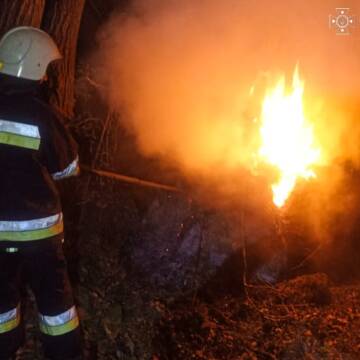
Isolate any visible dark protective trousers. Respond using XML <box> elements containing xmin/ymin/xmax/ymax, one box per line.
<box><xmin>0</xmin><ymin>238</ymin><xmax>81</xmax><ymax>359</ymax></box>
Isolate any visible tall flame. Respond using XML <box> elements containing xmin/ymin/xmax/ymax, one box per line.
<box><xmin>259</xmin><ymin>67</ymin><xmax>321</xmax><ymax>207</ymax></box>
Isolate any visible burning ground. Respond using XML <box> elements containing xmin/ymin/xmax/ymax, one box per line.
<box><xmin>16</xmin><ymin>180</ymin><xmax>360</xmax><ymax>359</ymax></box>
<box><xmin>155</xmin><ymin>275</ymin><xmax>360</xmax><ymax>359</ymax></box>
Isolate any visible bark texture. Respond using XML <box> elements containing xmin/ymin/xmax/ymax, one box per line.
<box><xmin>0</xmin><ymin>0</ymin><xmax>45</xmax><ymax>37</ymax></box>
<box><xmin>42</xmin><ymin>0</ymin><xmax>86</xmax><ymax>119</ymax></box>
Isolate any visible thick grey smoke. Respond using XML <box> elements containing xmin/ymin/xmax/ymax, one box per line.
<box><xmin>94</xmin><ymin>0</ymin><xmax>360</xmax><ymax>243</ymax></box>
<box><xmin>96</xmin><ymin>0</ymin><xmax>360</xmax><ymax>170</ymax></box>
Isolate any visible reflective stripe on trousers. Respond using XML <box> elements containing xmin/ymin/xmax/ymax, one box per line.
<box><xmin>0</xmin><ymin>239</ymin><xmax>82</xmax><ymax>358</ymax></box>
<box><xmin>0</xmin><ymin>305</ymin><xmax>80</xmax><ymax>336</ymax></box>
<box><xmin>39</xmin><ymin>306</ymin><xmax>79</xmax><ymax>336</ymax></box>
<box><xmin>0</xmin><ymin>305</ymin><xmax>20</xmax><ymax>334</ymax></box>
<box><xmin>0</xmin><ymin>213</ymin><xmax>63</xmax><ymax>241</ymax></box>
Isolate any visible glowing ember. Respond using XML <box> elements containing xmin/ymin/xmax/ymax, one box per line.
<box><xmin>259</xmin><ymin>67</ymin><xmax>320</xmax><ymax>207</ymax></box>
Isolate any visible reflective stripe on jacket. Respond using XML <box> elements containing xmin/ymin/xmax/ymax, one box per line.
<box><xmin>0</xmin><ymin>74</ymin><xmax>79</xmax><ymax>239</ymax></box>
<box><xmin>0</xmin><ymin>213</ymin><xmax>63</xmax><ymax>241</ymax></box>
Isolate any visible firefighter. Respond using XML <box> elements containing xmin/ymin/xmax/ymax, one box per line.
<box><xmin>0</xmin><ymin>27</ymin><xmax>81</xmax><ymax>359</ymax></box>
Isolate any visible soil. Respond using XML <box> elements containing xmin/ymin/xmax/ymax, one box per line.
<box><xmin>14</xmin><ymin>177</ymin><xmax>360</xmax><ymax>360</ymax></box>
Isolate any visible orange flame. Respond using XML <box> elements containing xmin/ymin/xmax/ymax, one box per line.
<box><xmin>259</xmin><ymin>67</ymin><xmax>321</xmax><ymax>207</ymax></box>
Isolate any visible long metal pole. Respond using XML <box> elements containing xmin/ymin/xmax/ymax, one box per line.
<box><xmin>80</xmin><ymin>164</ymin><xmax>181</xmax><ymax>193</ymax></box>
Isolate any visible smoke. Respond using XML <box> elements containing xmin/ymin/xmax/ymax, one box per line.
<box><xmin>96</xmin><ymin>0</ymin><xmax>360</xmax><ymax>168</ymax></box>
<box><xmin>94</xmin><ymin>0</ymin><xmax>360</xmax><ymax>253</ymax></box>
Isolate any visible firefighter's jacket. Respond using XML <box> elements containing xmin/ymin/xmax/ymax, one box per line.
<box><xmin>0</xmin><ymin>75</ymin><xmax>79</xmax><ymax>248</ymax></box>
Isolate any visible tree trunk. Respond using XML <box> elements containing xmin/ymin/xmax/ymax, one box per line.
<box><xmin>0</xmin><ymin>0</ymin><xmax>45</xmax><ymax>37</ymax></box>
<box><xmin>42</xmin><ymin>0</ymin><xmax>86</xmax><ymax>119</ymax></box>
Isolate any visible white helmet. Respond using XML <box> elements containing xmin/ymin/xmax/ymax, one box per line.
<box><xmin>0</xmin><ymin>26</ymin><xmax>61</xmax><ymax>81</ymax></box>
